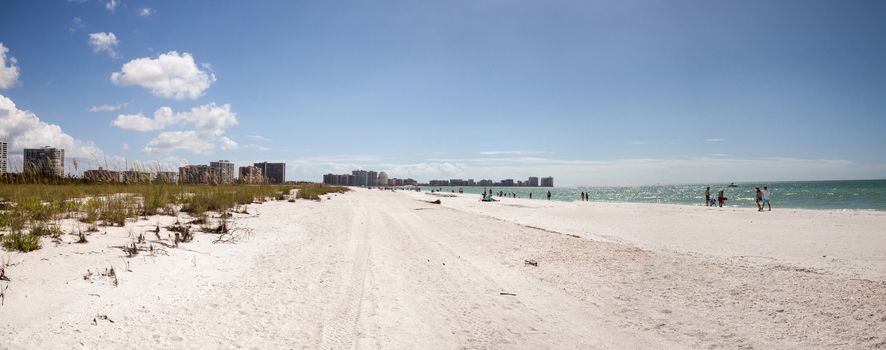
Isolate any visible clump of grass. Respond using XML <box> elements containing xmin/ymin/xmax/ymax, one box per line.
<box><xmin>2</xmin><ymin>233</ymin><xmax>41</xmax><ymax>252</ymax></box>
<box><xmin>295</xmin><ymin>184</ymin><xmax>349</xmax><ymax>201</ymax></box>
<box><xmin>30</xmin><ymin>224</ymin><xmax>64</xmax><ymax>237</ymax></box>
<box><xmin>100</xmin><ymin>195</ymin><xmax>131</xmax><ymax>226</ymax></box>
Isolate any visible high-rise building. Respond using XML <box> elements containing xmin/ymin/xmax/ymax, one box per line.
<box><xmin>239</xmin><ymin>166</ymin><xmax>264</xmax><ymax>184</ymax></box>
<box><xmin>210</xmin><ymin>160</ymin><xmax>236</xmax><ymax>184</ymax></box>
<box><xmin>254</xmin><ymin>162</ymin><xmax>286</xmax><ymax>184</ymax></box>
<box><xmin>377</xmin><ymin>171</ymin><xmax>389</xmax><ymax>186</ymax></box>
<box><xmin>501</xmin><ymin>179</ymin><xmax>515</xmax><ymax>186</ymax></box>
<box><xmin>368</xmin><ymin>171</ymin><xmax>378</xmax><ymax>186</ymax></box>
<box><xmin>528</xmin><ymin>177</ymin><xmax>539</xmax><ymax>187</ymax></box>
<box><xmin>179</xmin><ymin>165</ymin><xmax>219</xmax><ymax>184</ymax></box>
<box><xmin>24</xmin><ymin>146</ymin><xmax>65</xmax><ymax>177</ymax></box>
<box><xmin>123</xmin><ymin>170</ymin><xmax>152</xmax><ymax>183</ymax></box>
<box><xmin>0</xmin><ymin>141</ymin><xmax>7</xmax><ymax>174</ymax></box>
<box><xmin>351</xmin><ymin>170</ymin><xmax>368</xmax><ymax>186</ymax></box>
<box><xmin>155</xmin><ymin>171</ymin><xmax>178</xmax><ymax>183</ymax></box>
<box><xmin>84</xmin><ymin>167</ymin><xmax>122</xmax><ymax>182</ymax></box>
<box><xmin>540</xmin><ymin>177</ymin><xmax>554</xmax><ymax>187</ymax></box>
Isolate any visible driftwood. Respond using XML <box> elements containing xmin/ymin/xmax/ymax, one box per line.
<box><xmin>93</xmin><ymin>314</ymin><xmax>114</xmax><ymax>325</ymax></box>
<box><xmin>0</xmin><ymin>283</ymin><xmax>8</xmax><ymax>306</ymax></box>
<box><xmin>499</xmin><ymin>292</ymin><xmax>516</xmax><ymax>296</ymax></box>
<box><xmin>524</xmin><ymin>259</ymin><xmax>538</xmax><ymax>267</ymax></box>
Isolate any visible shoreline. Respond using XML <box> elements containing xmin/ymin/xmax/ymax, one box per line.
<box><xmin>405</xmin><ymin>189</ymin><xmax>886</xmax><ymax>280</ymax></box>
<box><xmin>422</xmin><ymin>189</ymin><xmax>886</xmax><ymax>213</ymax></box>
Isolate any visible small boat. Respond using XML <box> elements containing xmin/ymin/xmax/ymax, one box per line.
<box><xmin>728</xmin><ymin>182</ymin><xmax>739</xmax><ymax>187</ymax></box>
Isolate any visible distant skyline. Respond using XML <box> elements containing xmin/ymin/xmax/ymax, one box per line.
<box><xmin>1</xmin><ymin>1</ymin><xmax>885</xmax><ymax>186</ymax></box>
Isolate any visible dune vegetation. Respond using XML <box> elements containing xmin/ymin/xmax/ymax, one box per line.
<box><xmin>0</xmin><ymin>177</ymin><xmax>348</xmax><ymax>252</ymax></box>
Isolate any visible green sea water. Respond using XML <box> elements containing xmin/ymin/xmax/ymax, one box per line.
<box><xmin>418</xmin><ymin>179</ymin><xmax>886</xmax><ymax>210</ymax></box>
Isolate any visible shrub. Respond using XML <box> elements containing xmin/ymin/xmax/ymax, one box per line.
<box><xmin>30</xmin><ymin>224</ymin><xmax>64</xmax><ymax>237</ymax></box>
<box><xmin>2</xmin><ymin>233</ymin><xmax>42</xmax><ymax>252</ymax></box>
<box><xmin>82</xmin><ymin>197</ymin><xmax>102</xmax><ymax>224</ymax></box>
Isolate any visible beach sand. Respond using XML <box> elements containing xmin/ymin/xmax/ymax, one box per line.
<box><xmin>1</xmin><ymin>188</ymin><xmax>884</xmax><ymax>349</ymax></box>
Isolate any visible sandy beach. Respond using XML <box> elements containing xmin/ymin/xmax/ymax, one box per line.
<box><xmin>1</xmin><ymin>188</ymin><xmax>885</xmax><ymax>349</ymax></box>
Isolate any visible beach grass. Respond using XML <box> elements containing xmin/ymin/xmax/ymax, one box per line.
<box><xmin>295</xmin><ymin>184</ymin><xmax>350</xmax><ymax>200</ymax></box>
<box><xmin>0</xmin><ymin>180</ymin><xmax>296</xmax><ymax>252</ymax></box>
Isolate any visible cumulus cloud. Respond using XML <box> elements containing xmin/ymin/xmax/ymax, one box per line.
<box><xmin>110</xmin><ymin>51</ymin><xmax>216</xmax><ymax>99</ymax></box>
<box><xmin>0</xmin><ymin>94</ymin><xmax>106</xmax><ymax>171</ymax></box>
<box><xmin>139</xmin><ymin>8</ymin><xmax>153</xmax><ymax>17</ymax></box>
<box><xmin>143</xmin><ymin>130</ymin><xmax>213</xmax><ymax>154</ymax></box>
<box><xmin>111</xmin><ymin>112</ymin><xmax>167</xmax><ymax>131</ymax></box>
<box><xmin>88</xmin><ymin>102</ymin><xmax>127</xmax><ymax>112</ymax></box>
<box><xmin>105</xmin><ymin>0</ymin><xmax>118</xmax><ymax>12</ymax></box>
<box><xmin>219</xmin><ymin>136</ymin><xmax>239</xmax><ymax>150</ymax></box>
<box><xmin>0</xmin><ymin>43</ymin><xmax>21</xmax><ymax>89</ymax></box>
<box><xmin>89</xmin><ymin>32</ymin><xmax>119</xmax><ymax>58</ymax></box>
<box><xmin>111</xmin><ymin>103</ymin><xmax>238</xmax><ymax>154</ymax></box>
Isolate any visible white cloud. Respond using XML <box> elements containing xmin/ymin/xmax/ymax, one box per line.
<box><xmin>631</xmin><ymin>141</ymin><xmax>646</xmax><ymax>145</ymax></box>
<box><xmin>244</xmin><ymin>144</ymin><xmax>271</xmax><ymax>151</ymax></box>
<box><xmin>219</xmin><ymin>136</ymin><xmax>238</xmax><ymax>150</ymax></box>
<box><xmin>89</xmin><ymin>32</ymin><xmax>119</xmax><ymax>58</ymax></box>
<box><xmin>138</xmin><ymin>8</ymin><xmax>153</xmax><ymax>17</ymax></box>
<box><xmin>705</xmin><ymin>138</ymin><xmax>726</xmax><ymax>142</ymax></box>
<box><xmin>111</xmin><ymin>51</ymin><xmax>216</xmax><ymax>99</ymax></box>
<box><xmin>88</xmin><ymin>102</ymin><xmax>127</xmax><ymax>112</ymax></box>
<box><xmin>245</xmin><ymin>134</ymin><xmax>271</xmax><ymax>142</ymax></box>
<box><xmin>122</xmin><ymin>143</ymin><xmax>129</xmax><ymax>150</ymax></box>
<box><xmin>0</xmin><ymin>43</ymin><xmax>21</xmax><ymax>89</ymax></box>
<box><xmin>143</xmin><ymin>130</ymin><xmax>214</xmax><ymax>154</ymax></box>
<box><xmin>478</xmin><ymin>150</ymin><xmax>546</xmax><ymax>156</ymax></box>
<box><xmin>67</xmin><ymin>17</ymin><xmax>86</xmax><ymax>32</ymax></box>
<box><xmin>0</xmin><ymin>94</ymin><xmax>107</xmax><ymax>171</ymax></box>
<box><xmin>112</xmin><ymin>112</ymin><xmax>167</xmax><ymax>131</ymax></box>
<box><xmin>105</xmin><ymin>0</ymin><xmax>118</xmax><ymax>12</ymax></box>
<box><xmin>112</xmin><ymin>103</ymin><xmax>238</xmax><ymax>154</ymax></box>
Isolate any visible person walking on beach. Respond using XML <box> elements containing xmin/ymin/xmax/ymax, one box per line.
<box><xmin>763</xmin><ymin>186</ymin><xmax>772</xmax><ymax>211</ymax></box>
<box><xmin>755</xmin><ymin>187</ymin><xmax>764</xmax><ymax>211</ymax></box>
<box><xmin>547</xmin><ymin>191</ymin><xmax>551</xmax><ymax>200</ymax></box>
<box><xmin>704</xmin><ymin>187</ymin><xmax>711</xmax><ymax>207</ymax></box>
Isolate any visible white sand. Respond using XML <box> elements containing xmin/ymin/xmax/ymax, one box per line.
<box><xmin>405</xmin><ymin>191</ymin><xmax>886</xmax><ymax>280</ymax></box>
<box><xmin>1</xmin><ymin>188</ymin><xmax>884</xmax><ymax>349</ymax></box>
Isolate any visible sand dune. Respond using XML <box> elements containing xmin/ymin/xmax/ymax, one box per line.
<box><xmin>1</xmin><ymin>189</ymin><xmax>884</xmax><ymax>349</ymax></box>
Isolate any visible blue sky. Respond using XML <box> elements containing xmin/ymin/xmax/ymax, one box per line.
<box><xmin>1</xmin><ymin>0</ymin><xmax>885</xmax><ymax>185</ymax></box>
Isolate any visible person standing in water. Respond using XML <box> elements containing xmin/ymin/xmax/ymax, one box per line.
<box><xmin>717</xmin><ymin>189</ymin><xmax>726</xmax><ymax>207</ymax></box>
<box><xmin>547</xmin><ymin>191</ymin><xmax>552</xmax><ymax>200</ymax></box>
<box><xmin>704</xmin><ymin>187</ymin><xmax>711</xmax><ymax>207</ymax></box>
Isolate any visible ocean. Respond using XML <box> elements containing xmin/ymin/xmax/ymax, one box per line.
<box><xmin>417</xmin><ymin>179</ymin><xmax>886</xmax><ymax>211</ymax></box>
